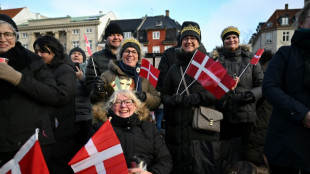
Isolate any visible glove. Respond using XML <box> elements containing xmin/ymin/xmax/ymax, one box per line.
<box><xmin>94</xmin><ymin>77</ymin><xmax>105</xmax><ymax>92</ymax></box>
<box><xmin>135</xmin><ymin>91</ymin><xmax>147</xmax><ymax>102</ymax></box>
<box><xmin>240</xmin><ymin>91</ymin><xmax>255</xmax><ymax>105</ymax></box>
<box><xmin>182</xmin><ymin>94</ymin><xmax>201</xmax><ymax>107</ymax></box>
<box><xmin>165</xmin><ymin>93</ymin><xmax>182</xmax><ymax>107</ymax></box>
<box><xmin>0</xmin><ymin>63</ymin><xmax>22</xmax><ymax>86</ymax></box>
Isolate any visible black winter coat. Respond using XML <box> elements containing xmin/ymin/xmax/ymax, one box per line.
<box><xmin>161</xmin><ymin>46</ymin><xmax>219</xmax><ymax>174</ymax></box>
<box><xmin>263</xmin><ymin>29</ymin><xmax>310</xmax><ymax>171</ymax></box>
<box><xmin>84</xmin><ymin>46</ymin><xmax>117</xmax><ymax>94</ymax></box>
<box><xmin>213</xmin><ymin>45</ymin><xmax>264</xmax><ymax>123</ymax></box>
<box><xmin>91</xmin><ymin>111</ymin><xmax>172</xmax><ymax>174</ymax></box>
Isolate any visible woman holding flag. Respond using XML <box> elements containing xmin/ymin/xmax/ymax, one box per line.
<box><xmin>90</xmin><ymin>38</ymin><xmax>160</xmax><ymax>111</ymax></box>
<box><xmin>160</xmin><ymin>21</ymin><xmax>219</xmax><ymax>173</ymax></box>
<box><xmin>211</xmin><ymin>26</ymin><xmax>263</xmax><ymax>159</ymax></box>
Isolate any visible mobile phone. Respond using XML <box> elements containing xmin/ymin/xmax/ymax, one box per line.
<box><xmin>74</xmin><ymin>63</ymin><xmax>80</xmax><ymax>72</ymax></box>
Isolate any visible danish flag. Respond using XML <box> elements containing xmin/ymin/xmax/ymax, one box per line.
<box><xmin>250</xmin><ymin>48</ymin><xmax>264</xmax><ymax>65</ymax></box>
<box><xmin>69</xmin><ymin>120</ymin><xmax>127</xmax><ymax>174</ymax></box>
<box><xmin>84</xmin><ymin>34</ymin><xmax>93</xmax><ymax>56</ymax></box>
<box><xmin>186</xmin><ymin>50</ymin><xmax>236</xmax><ymax>99</ymax></box>
<box><xmin>139</xmin><ymin>59</ymin><xmax>160</xmax><ymax>88</ymax></box>
<box><xmin>0</xmin><ymin>129</ymin><xmax>49</xmax><ymax>174</ymax></box>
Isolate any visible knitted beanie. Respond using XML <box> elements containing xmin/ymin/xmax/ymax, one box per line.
<box><xmin>104</xmin><ymin>23</ymin><xmax>123</xmax><ymax>39</ymax></box>
<box><xmin>180</xmin><ymin>21</ymin><xmax>201</xmax><ymax>43</ymax></box>
<box><xmin>119</xmin><ymin>38</ymin><xmax>142</xmax><ymax>61</ymax></box>
<box><xmin>221</xmin><ymin>26</ymin><xmax>240</xmax><ymax>41</ymax></box>
<box><xmin>69</xmin><ymin>47</ymin><xmax>86</xmax><ymax>62</ymax></box>
<box><xmin>0</xmin><ymin>14</ymin><xmax>18</xmax><ymax>32</ymax></box>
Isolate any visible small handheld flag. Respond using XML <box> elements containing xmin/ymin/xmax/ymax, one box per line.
<box><xmin>139</xmin><ymin>59</ymin><xmax>160</xmax><ymax>88</ymax></box>
<box><xmin>84</xmin><ymin>34</ymin><xmax>93</xmax><ymax>56</ymax></box>
<box><xmin>250</xmin><ymin>48</ymin><xmax>264</xmax><ymax>65</ymax></box>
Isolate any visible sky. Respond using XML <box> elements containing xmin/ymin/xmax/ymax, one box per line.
<box><xmin>0</xmin><ymin>0</ymin><xmax>305</xmax><ymax>51</ymax></box>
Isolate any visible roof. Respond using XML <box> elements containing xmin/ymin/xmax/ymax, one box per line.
<box><xmin>0</xmin><ymin>7</ymin><xmax>24</xmax><ymax>18</ymax></box>
<box><xmin>260</xmin><ymin>8</ymin><xmax>300</xmax><ymax>31</ymax></box>
<box><xmin>71</xmin><ymin>15</ymin><xmax>104</xmax><ymax>22</ymax></box>
<box><xmin>110</xmin><ymin>19</ymin><xmax>142</xmax><ymax>31</ymax></box>
<box><xmin>139</xmin><ymin>15</ymin><xmax>181</xmax><ymax>30</ymax></box>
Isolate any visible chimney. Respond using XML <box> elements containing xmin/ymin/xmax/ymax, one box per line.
<box><xmin>285</xmin><ymin>3</ymin><xmax>288</xmax><ymax>10</ymax></box>
<box><xmin>165</xmin><ymin>10</ymin><xmax>169</xmax><ymax>17</ymax></box>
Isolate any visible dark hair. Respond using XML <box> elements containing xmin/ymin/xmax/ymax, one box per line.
<box><xmin>33</xmin><ymin>35</ymin><xmax>66</xmax><ymax>67</ymax></box>
<box><xmin>298</xmin><ymin>3</ymin><xmax>310</xmax><ymax>26</ymax></box>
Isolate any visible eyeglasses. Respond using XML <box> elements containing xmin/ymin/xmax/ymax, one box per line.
<box><xmin>124</xmin><ymin>50</ymin><xmax>138</xmax><ymax>55</ymax></box>
<box><xmin>182</xmin><ymin>37</ymin><xmax>197</xmax><ymax>42</ymax></box>
<box><xmin>113</xmin><ymin>99</ymin><xmax>134</xmax><ymax>106</ymax></box>
<box><xmin>0</xmin><ymin>32</ymin><xmax>16</xmax><ymax>40</ymax></box>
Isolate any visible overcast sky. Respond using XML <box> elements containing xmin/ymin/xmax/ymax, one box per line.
<box><xmin>1</xmin><ymin>0</ymin><xmax>305</xmax><ymax>51</ymax></box>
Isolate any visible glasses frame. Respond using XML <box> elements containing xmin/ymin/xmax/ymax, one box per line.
<box><xmin>123</xmin><ymin>49</ymin><xmax>138</xmax><ymax>56</ymax></box>
<box><xmin>113</xmin><ymin>99</ymin><xmax>134</xmax><ymax>106</ymax></box>
<box><xmin>0</xmin><ymin>32</ymin><xmax>16</xmax><ymax>40</ymax></box>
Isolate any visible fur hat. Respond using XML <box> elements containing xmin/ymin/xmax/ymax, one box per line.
<box><xmin>221</xmin><ymin>26</ymin><xmax>240</xmax><ymax>41</ymax></box>
<box><xmin>180</xmin><ymin>21</ymin><xmax>201</xmax><ymax>43</ymax></box>
<box><xmin>104</xmin><ymin>23</ymin><xmax>123</xmax><ymax>39</ymax></box>
<box><xmin>0</xmin><ymin>14</ymin><xmax>18</xmax><ymax>32</ymax></box>
<box><xmin>119</xmin><ymin>38</ymin><xmax>142</xmax><ymax>61</ymax></box>
<box><xmin>69</xmin><ymin>47</ymin><xmax>86</xmax><ymax>62</ymax></box>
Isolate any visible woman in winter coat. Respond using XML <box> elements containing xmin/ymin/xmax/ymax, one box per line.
<box><xmin>90</xmin><ymin>38</ymin><xmax>160</xmax><ymax>111</ymax></box>
<box><xmin>161</xmin><ymin>21</ymin><xmax>219</xmax><ymax>174</ymax></box>
<box><xmin>0</xmin><ymin>14</ymin><xmax>64</xmax><ymax>167</ymax></box>
<box><xmin>263</xmin><ymin>3</ymin><xmax>310</xmax><ymax>173</ymax></box>
<box><xmin>212</xmin><ymin>26</ymin><xmax>263</xmax><ymax>158</ymax></box>
<box><xmin>91</xmin><ymin>90</ymin><xmax>172</xmax><ymax>174</ymax></box>
<box><xmin>34</xmin><ymin>35</ymin><xmax>76</xmax><ymax>174</ymax></box>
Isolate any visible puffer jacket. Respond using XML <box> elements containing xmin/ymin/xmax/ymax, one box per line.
<box><xmin>92</xmin><ymin>60</ymin><xmax>160</xmax><ymax>111</ymax></box>
<box><xmin>84</xmin><ymin>46</ymin><xmax>117</xmax><ymax>94</ymax></box>
<box><xmin>90</xmin><ymin>104</ymin><xmax>173</xmax><ymax>174</ymax></box>
<box><xmin>212</xmin><ymin>45</ymin><xmax>264</xmax><ymax>123</ymax></box>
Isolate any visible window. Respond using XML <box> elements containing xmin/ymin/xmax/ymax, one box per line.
<box><xmin>142</xmin><ymin>46</ymin><xmax>148</xmax><ymax>54</ymax></box>
<box><xmin>73</xmin><ymin>29</ymin><xmax>79</xmax><ymax>34</ymax></box>
<box><xmin>89</xmin><ymin>40</ymin><xmax>93</xmax><ymax>50</ymax></box>
<box><xmin>153</xmin><ymin>31</ymin><xmax>160</xmax><ymax>40</ymax></box>
<box><xmin>124</xmin><ymin>32</ymin><xmax>132</xmax><ymax>39</ymax></box>
<box><xmin>22</xmin><ymin>44</ymin><xmax>28</xmax><ymax>49</ymax></box>
<box><xmin>153</xmin><ymin>46</ymin><xmax>160</xmax><ymax>53</ymax></box>
<box><xmin>63</xmin><ymin>43</ymin><xmax>67</xmax><ymax>52</ymax></box>
<box><xmin>281</xmin><ymin>17</ymin><xmax>289</xmax><ymax>25</ymax></box>
<box><xmin>72</xmin><ymin>41</ymin><xmax>79</xmax><ymax>47</ymax></box>
<box><xmin>21</xmin><ymin>33</ymin><xmax>28</xmax><ymax>38</ymax></box>
<box><xmin>266</xmin><ymin>32</ymin><xmax>272</xmax><ymax>44</ymax></box>
<box><xmin>86</xmin><ymin>28</ymin><xmax>93</xmax><ymax>33</ymax></box>
<box><xmin>283</xmin><ymin>31</ymin><xmax>289</xmax><ymax>42</ymax></box>
<box><xmin>165</xmin><ymin>45</ymin><xmax>172</xmax><ymax>50</ymax></box>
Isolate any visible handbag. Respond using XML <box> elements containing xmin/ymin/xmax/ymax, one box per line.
<box><xmin>180</xmin><ymin>66</ymin><xmax>223</xmax><ymax>132</ymax></box>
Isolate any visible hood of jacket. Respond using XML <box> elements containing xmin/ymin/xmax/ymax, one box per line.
<box><xmin>211</xmin><ymin>44</ymin><xmax>251</xmax><ymax>59</ymax></box>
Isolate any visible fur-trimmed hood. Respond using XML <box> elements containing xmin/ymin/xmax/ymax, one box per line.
<box><xmin>211</xmin><ymin>44</ymin><xmax>251</xmax><ymax>59</ymax></box>
<box><xmin>92</xmin><ymin>102</ymin><xmax>150</xmax><ymax>123</ymax></box>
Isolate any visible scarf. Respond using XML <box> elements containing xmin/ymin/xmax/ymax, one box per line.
<box><xmin>108</xmin><ymin>109</ymin><xmax>140</xmax><ymax>129</ymax></box>
<box><xmin>118</xmin><ymin>61</ymin><xmax>142</xmax><ymax>92</ymax></box>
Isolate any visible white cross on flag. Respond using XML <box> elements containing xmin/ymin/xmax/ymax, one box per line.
<box><xmin>139</xmin><ymin>59</ymin><xmax>160</xmax><ymax>88</ymax></box>
<box><xmin>186</xmin><ymin>50</ymin><xmax>236</xmax><ymax>99</ymax></box>
<box><xmin>0</xmin><ymin>129</ymin><xmax>49</xmax><ymax>174</ymax></box>
<box><xmin>68</xmin><ymin>120</ymin><xmax>128</xmax><ymax>174</ymax></box>
<box><xmin>250</xmin><ymin>48</ymin><xmax>264</xmax><ymax>65</ymax></box>
<box><xmin>84</xmin><ymin>34</ymin><xmax>93</xmax><ymax>56</ymax></box>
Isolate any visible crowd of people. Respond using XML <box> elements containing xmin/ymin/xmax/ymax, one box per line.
<box><xmin>1</xmin><ymin>3</ymin><xmax>310</xmax><ymax>174</ymax></box>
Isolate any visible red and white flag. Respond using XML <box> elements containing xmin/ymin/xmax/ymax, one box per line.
<box><xmin>84</xmin><ymin>34</ymin><xmax>93</xmax><ymax>56</ymax></box>
<box><xmin>139</xmin><ymin>59</ymin><xmax>160</xmax><ymax>88</ymax></box>
<box><xmin>0</xmin><ymin>129</ymin><xmax>49</xmax><ymax>174</ymax></box>
<box><xmin>250</xmin><ymin>48</ymin><xmax>264</xmax><ymax>65</ymax></box>
<box><xmin>186</xmin><ymin>50</ymin><xmax>236</xmax><ymax>99</ymax></box>
<box><xmin>69</xmin><ymin>120</ymin><xmax>128</xmax><ymax>174</ymax></box>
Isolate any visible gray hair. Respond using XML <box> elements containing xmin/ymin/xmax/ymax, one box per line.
<box><xmin>0</xmin><ymin>20</ymin><xmax>19</xmax><ymax>41</ymax></box>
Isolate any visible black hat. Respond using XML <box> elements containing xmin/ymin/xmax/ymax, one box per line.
<box><xmin>120</xmin><ymin>38</ymin><xmax>142</xmax><ymax>61</ymax></box>
<box><xmin>104</xmin><ymin>23</ymin><xmax>123</xmax><ymax>39</ymax></box>
<box><xmin>180</xmin><ymin>21</ymin><xmax>201</xmax><ymax>43</ymax></box>
<box><xmin>69</xmin><ymin>47</ymin><xmax>86</xmax><ymax>62</ymax></box>
<box><xmin>0</xmin><ymin>14</ymin><xmax>18</xmax><ymax>32</ymax></box>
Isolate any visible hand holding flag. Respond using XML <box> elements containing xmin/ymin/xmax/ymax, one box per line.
<box><xmin>139</xmin><ymin>59</ymin><xmax>160</xmax><ymax>88</ymax></box>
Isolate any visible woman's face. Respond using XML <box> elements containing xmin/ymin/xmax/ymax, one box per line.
<box><xmin>181</xmin><ymin>35</ymin><xmax>199</xmax><ymax>52</ymax></box>
<box><xmin>122</xmin><ymin>47</ymin><xmax>139</xmax><ymax>67</ymax></box>
<box><xmin>34</xmin><ymin>44</ymin><xmax>54</xmax><ymax>64</ymax></box>
<box><xmin>300</xmin><ymin>11</ymin><xmax>310</xmax><ymax>29</ymax></box>
<box><xmin>71</xmin><ymin>51</ymin><xmax>83</xmax><ymax>64</ymax></box>
<box><xmin>112</xmin><ymin>94</ymin><xmax>136</xmax><ymax>118</ymax></box>
<box><xmin>224</xmin><ymin>34</ymin><xmax>239</xmax><ymax>51</ymax></box>
<box><xmin>0</xmin><ymin>24</ymin><xmax>16</xmax><ymax>53</ymax></box>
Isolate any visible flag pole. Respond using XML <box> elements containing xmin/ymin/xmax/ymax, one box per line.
<box><xmin>180</xmin><ymin>79</ymin><xmax>197</xmax><ymax>95</ymax></box>
<box><xmin>176</xmin><ymin>50</ymin><xmax>198</xmax><ymax>94</ymax></box>
<box><xmin>238</xmin><ymin>62</ymin><xmax>250</xmax><ymax>78</ymax></box>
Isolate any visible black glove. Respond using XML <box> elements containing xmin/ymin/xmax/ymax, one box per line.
<box><xmin>165</xmin><ymin>93</ymin><xmax>182</xmax><ymax>107</ymax></box>
<box><xmin>240</xmin><ymin>91</ymin><xmax>255</xmax><ymax>105</ymax></box>
<box><xmin>135</xmin><ymin>91</ymin><xmax>147</xmax><ymax>102</ymax></box>
<box><xmin>94</xmin><ymin>77</ymin><xmax>105</xmax><ymax>92</ymax></box>
<box><xmin>182</xmin><ymin>94</ymin><xmax>201</xmax><ymax>107</ymax></box>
